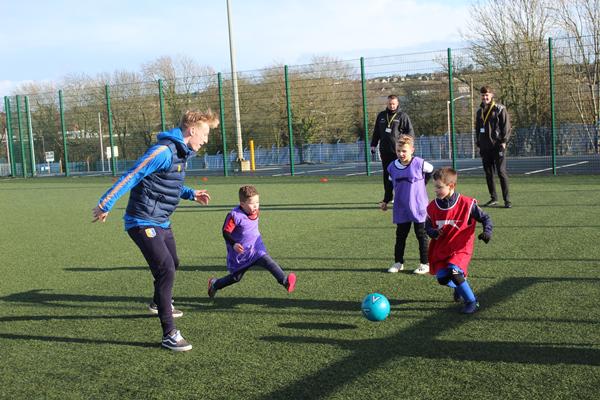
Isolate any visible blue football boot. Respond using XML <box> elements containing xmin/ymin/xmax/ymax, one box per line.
<box><xmin>460</xmin><ymin>301</ymin><xmax>480</xmax><ymax>314</ymax></box>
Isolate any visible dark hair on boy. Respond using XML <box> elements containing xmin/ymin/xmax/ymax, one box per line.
<box><xmin>387</xmin><ymin>94</ymin><xmax>399</xmax><ymax>100</ymax></box>
<box><xmin>239</xmin><ymin>185</ymin><xmax>259</xmax><ymax>202</ymax></box>
<box><xmin>479</xmin><ymin>86</ymin><xmax>494</xmax><ymax>95</ymax></box>
<box><xmin>432</xmin><ymin>167</ymin><xmax>458</xmax><ymax>185</ymax></box>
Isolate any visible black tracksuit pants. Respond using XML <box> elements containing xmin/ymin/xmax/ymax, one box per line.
<box><xmin>380</xmin><ymin>154</ymin><xmax>396</xmax><ymax>203</ymax></box>
<box><xmin>480</xmin><ymin>148</ymin><xmax>510</xmax><ymax>202</ymax></box>
<box><xmin>128</xmin><ymin>226</ymin><xmax>178</xmax><ymax>336</ymax></box>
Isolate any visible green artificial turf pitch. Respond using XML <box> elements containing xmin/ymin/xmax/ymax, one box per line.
<box><xmin>0</xmin><ymin>175</ymin><xmax>598</xmax><ymax>399</ymax></box>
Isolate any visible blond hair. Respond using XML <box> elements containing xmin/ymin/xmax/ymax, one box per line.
<box><xmin>239</xmin><ymin>185</ymin><xmax>259</xmax><ymax>202</ymax></box>
<box><xmin>397</xmin><ymin>134</ymin><xmax>414</xmax><ymax>148</ymax></box>
<box><xmin>180</xmin><ymin>109</ymin><xmax>220</xmax><ymax>130</ymax></box>
<box><xmin>432</xmin><ymin>167</ymin><xmax>458</xmax><ymax>185</ymax></box>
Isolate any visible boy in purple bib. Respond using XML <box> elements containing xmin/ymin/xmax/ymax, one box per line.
<box><xmin>208</xmin><ymin>185</ymin><xmax>296</xmax><ymax>297</ymax></box>
<box><xmin>381</xmin><ymin>135</ymin><xmax>433</xmax><ymax>275</ymax></box>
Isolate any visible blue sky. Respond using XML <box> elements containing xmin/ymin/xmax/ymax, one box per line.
<box><xmin>0</xmin><ymin>0</ymin><xmax>474</xmax><ymax>98</ymax></box>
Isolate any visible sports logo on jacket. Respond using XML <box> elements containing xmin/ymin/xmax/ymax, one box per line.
<box><xmin>145</xmin><ymin>228</ymin><xmax>157</xmax><ymax>238</ymax></box>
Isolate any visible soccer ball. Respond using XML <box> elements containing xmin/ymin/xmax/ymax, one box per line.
<box><xmin>361</xmin><ymin>293</ymin><xmax>391</xmax><ymax>321</ymax></box>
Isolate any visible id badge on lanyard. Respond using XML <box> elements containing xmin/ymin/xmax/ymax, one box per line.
<box><xmin>482</xmin><ymin>102</ymin><xmax>495</xmax><ymax>131</ymax></box>
<box><xmin>386</xmin><ymin>112</ymin><xmax>398</xmax><ymax>134</ymax></box>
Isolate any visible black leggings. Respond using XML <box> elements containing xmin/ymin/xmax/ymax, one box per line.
<box><xmin>214</xmin><ymin>254</ymin><xmax>287</xmax><ymax>290</ymax></box>
<box><xmin>395</xmin><ymin>222</ymin><xmax>429</xmax><ymax>264</ymax></box>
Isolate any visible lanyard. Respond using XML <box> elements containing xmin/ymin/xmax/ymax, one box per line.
<box><xmin>386</xmin><ymin>112</ymin><xmax>398</xmax><ymax>128</ymax></box>
<box><xmin>482</xmin><ymin>101</ymin><xmax>495</xmax><ymax>126</ymax></box>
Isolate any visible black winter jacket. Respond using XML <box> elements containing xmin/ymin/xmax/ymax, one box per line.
<box><xmin>370</xmin><ymin>108</ymin><xmax>414</xmax><ymax>158</ymax></box>
<box><xmin>475</xmin><ymin>102</ymin><xmax>511</xmax><ymax>152</ymax></box>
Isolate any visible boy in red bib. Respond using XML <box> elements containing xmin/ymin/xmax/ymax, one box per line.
<box><xmin>425</xmin><ymin>167</ymin><xmax>493</xmax><ymax>314</ymax></box>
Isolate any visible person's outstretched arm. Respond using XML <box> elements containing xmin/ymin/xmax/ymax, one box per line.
<box><xmin>180</xmin><ymin>186</ymin><xmax>211</xmax><ymax>205</ymax></box>
<box><xmin>92</xmin><ymin>145</ymin><xmax>171</xmax><ymax>222</ymax></box>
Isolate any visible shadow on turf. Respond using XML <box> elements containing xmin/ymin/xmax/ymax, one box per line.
<box><xmin>0</xmin><ymin>313</ymin><xmax>154</xmax><ymax>323</ymax></box>
<box><xmin>0</xmin><ymin>289</ymin><xmax>154</xmax><ymax>308</ymax></box>
<box><xmin>202</xmin><ymin>296</ymin><xmax>421</xmax><ymax>312</ymax></box>
<box><xmin>64</xmin><ymin>265</ymin><xmax>225</xmax><ymax>272</ymax></box>
<box><xmin>256</xmin><ymin>276</ymin><xmax>600</xmax><ymax>400</ymax></box>
<box><xmin>63</xmin><ymin>265</ymin><xmax>398</xmax><ymax>274</ymax></box>
<box><xmin>0</xmin><ymin>333</ymin><xmax>156</xmax><ymax>348</ymax></box>
<box><xmin>0</xmin><ymin>289</ymin><xmax>425</xmax><ymax>314</ymax></box>
<box><xmin>471</xmin><ymin>256</ymin><xmax>600</xmax><ymax>263</ymax></box>
<box><xmin>102</xmin><ymin>201</ymin><xmax>381</xmax><ymax>215</ymax></box>
<box><xmin>279</xmin><ymin>322</ymin><xmax>357</xmax><ymax>330</ymax></box>
<box><xmin>174</xmin><ymin>201</ymin><xmax>381</xmax><ymax>213</ymax></box>
<box><xmin>493</xmin><ymin>224</ymin><xmax>600</xmax><ymax>228</ymax></box>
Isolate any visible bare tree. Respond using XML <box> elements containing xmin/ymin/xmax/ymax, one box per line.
<box><xmin>141</xmin><ymin>55</ymin><xmax>216</xmax><ymax>127</ymax></box>
<box><xmin>462</xmin><ymin>0</ymin><xmax>553</xmax><ymax>130</ymax></box>
<box><xmin>549</xmin><ymin>0</ymin><xmax>600</xmax><ymax>153</ymax></box>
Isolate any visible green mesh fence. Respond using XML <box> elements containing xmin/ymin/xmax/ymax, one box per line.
<box><xmin>364</xmin><ymin>50</ymin><xmax>450</xmax><ymax>166</ymax></box>
<box><xmin>61</xmin><ymin>84</ymin><xmax>107</xmax><ymax>174</ymax></box>
<box><xmin>451</xmin><ymin>41</ymin><xmax>554</xmax><ymax>173</ymax></box>
<box><xmin>552</xmin><ymin>35</ymin><xmax>600</xmax><ymax>174</ymax></box>
<box><xmin>1</xmin><ymin>35</ymin><xmax>599</xmax><ymax>178</ymax></box>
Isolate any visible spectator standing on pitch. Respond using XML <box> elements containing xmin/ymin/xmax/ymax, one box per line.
<box><xmin>382</xmin><ymin>135</ymin><xmax>433</xmax><ymax>275</ymax></box>
<box><xmin>92</xmin><ymin>110</ymin><xmax>219</xmax><ymax>352</ymax></box>
<box><xmin>425</xmin><ymin>167</ymin><xmax>493</xmax><ymax>314</ymax></box>
<box><xmin>208</xmin><ymin>185</ymin><xmax>296</xmax><ymax>298</ymax></box>
<box><xmin>370</xmin><ymin>94</ymin><xmax>414</xmax><ymax>207</ymax></box>
<box><xmin>476</xmin><ymin>86</ymin><xmax>512</xmax><ymax>208</ymax></box>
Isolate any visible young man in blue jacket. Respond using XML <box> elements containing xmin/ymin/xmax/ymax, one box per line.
<box><xmin>92</xmin><ymin>110</ymin><xmax>219</xmax><ymax>352</ymax></box>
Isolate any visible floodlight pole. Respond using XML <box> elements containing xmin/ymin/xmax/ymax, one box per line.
<box><xmin>226</xmin><ymin>0</ymin><xmax>245</xmax><ymax>165</ymax></box>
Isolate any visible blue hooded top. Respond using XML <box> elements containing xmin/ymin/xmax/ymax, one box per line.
<box><xmin>96</xmin><ymin>128</ymin><xmax>196</xmax><ymax>230</ymax></box>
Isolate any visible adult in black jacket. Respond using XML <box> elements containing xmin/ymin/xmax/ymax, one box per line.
<box><xmin>370</xmin><ymin>94</ymin><xmax>414</xmax><ymax>206</ymax></box>
<box><xmin>476</xmin><ymin>86</ymin><xmax>511</xmax><ymax>208</ymax></box>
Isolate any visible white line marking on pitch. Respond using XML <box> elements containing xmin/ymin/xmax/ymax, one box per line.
<box><xmin>458</xmin><ymin>166</ymin><xmax>483</xmax><ymax>172</ymax></box>
<box><xmin>255</xmin><ymin>167</ymin><xmax>284</xmax><ymax>171</ymax></box>
<box><xmin>524</xmin><ymin>161</ymin><xmax>589</xmax><ymax>175</ymax></box>
<box><xmin>346</xmin><ymin>169</ymin><xmax>383</xmax><ymax>176</ymax></box>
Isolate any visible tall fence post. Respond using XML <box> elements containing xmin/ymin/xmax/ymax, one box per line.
<box><xmin>4</xmin><ymin>96</ymin><xmax>16</xmax><ymax>176</ymax></box>
<box><xmin>447</xmin><ymin>48</ymin><xmax>457</xmax><ymax>169</ymax></box>
<box><xmin>158</xmin><ymin>79</ymin><xmax>166</xmax><ymax>132</ymax></box>
<box><xmin>548</xmin><ymin>37</ymin><xmax>557</xmax><ymax>176</ymax></box>
<box><xmin>58</xmin><ymin>90</ymin><xmax>70</xmax><ymax>177</ymax></box>
<box><xmin>105</xmin><ymin>84</ymin><xmax>117</xmax><ymax>176</ymax></box>
<box><xmin>217</xmin><ymin>72</ymin><xmax>229</xmax><ymax>176</ymax></box>
<box><xmin>360</xmin><ymin>57</ymin><xmax>371</xmax><ymax>176</ymax></box>
<box><xmin>15</xmin><ymin>95</ymin><xmax>27</xmax><ymax>177</ymax></box>
<box><xmin>284</xmin><ymin>65</ymin><xmax>295</xmax><ymax>176</ymax></box>
<box><xmin>24</xmin><ymin>96</ymin><xmax>36</xmax><ymax>176</ymax></box>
